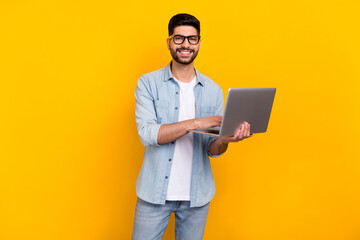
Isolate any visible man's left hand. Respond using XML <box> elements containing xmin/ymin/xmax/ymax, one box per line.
<box><xmin>219</xmin><ymin>121</ymin><xmax>252</xmax><ymax>143</ymax></box>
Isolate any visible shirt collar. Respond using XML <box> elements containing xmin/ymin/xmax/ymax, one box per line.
<box><xmin>164</xmin><ymin>61</ymin><xmax>204</xmax><ymax>86</ymax></box>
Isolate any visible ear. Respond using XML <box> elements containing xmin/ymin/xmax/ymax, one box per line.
<box><xmin>166</xmin><ymin>38</ymin><xmax>170</xmax><ymax>50</ymax></box>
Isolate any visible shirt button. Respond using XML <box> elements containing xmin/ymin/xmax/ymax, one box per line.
<box><xmin>176</xmin><ymin>92</ymin><xmax>179</xmax><ymax>94</ymax></box>
<box><xmin>169</xmin><ymin>158</ymin><xmax>172</xmax><ymax>161</ymax></box>
<box><xmin>165</xmin><ymin>176</ymin><xmax>168</xmax><ymax>179</ymax></box>
<box><xmin>175</xmin><ymin>107</ymin><xmax>178</xmax><ymax>110</ymax></box>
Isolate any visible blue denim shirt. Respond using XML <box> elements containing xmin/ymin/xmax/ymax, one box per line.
<box><xmin>135</xmin><ymin>63</ymin><xmax>224</xmax><ymax>207</ymax></box>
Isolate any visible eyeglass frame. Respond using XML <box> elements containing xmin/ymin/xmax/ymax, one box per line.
<box><xmin>168</xmin><ymin>34</ymin><xmax>201</xmax><ymax>45</ymax></box>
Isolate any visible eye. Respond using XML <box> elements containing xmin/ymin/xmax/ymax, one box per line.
<box><xmin>174</xmin><ymin>36</ymin><xmax>183</xmax><ymax>41</ymax></box>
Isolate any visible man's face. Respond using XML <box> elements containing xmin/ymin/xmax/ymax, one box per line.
<box><xmin>167</xmin><ymin>26</ymin><xmax>201</xmax><ymax>65</ymax></box>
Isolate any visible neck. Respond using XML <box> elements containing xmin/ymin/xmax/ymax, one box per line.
<box><xmin>171</xmin><ymin>61</ymin><xmax>196</xmax><ymax>83</ymax></box>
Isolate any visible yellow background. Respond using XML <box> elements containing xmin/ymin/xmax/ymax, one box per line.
<box><xmin>1</xmin><ymin>0</ymin><xmax>359</xmax><ymax>239</ymax></box>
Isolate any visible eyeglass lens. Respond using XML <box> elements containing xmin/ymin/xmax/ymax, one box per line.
<box><xmin>173</xmin><ymin>35</ymin><xmax>200</xmax><ymax>45</ymax></box>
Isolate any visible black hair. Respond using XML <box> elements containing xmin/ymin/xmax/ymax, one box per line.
<box><xmin>168</xmin><ymin>13</ymin><xmax>200</xmax><ymax>36</ymax></box>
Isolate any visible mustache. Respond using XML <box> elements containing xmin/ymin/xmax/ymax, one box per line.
<box><xmin>176</xmin><ymin>48</ymin><xmax>194</xmax><ymax>52</ymax></box>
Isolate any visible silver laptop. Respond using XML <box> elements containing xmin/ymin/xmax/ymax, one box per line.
<box><xmin>191</xmin><ymin>88</ymin><xmax>276</xmax><ymax>136</ymax></box>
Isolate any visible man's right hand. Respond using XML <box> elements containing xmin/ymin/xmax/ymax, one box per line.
<box><xmin>157</xmin><ymin>115</ymin><xmax>223</xmax><ymax>145</ymax></box>
<box><xmin>193</xmin><ymin>115</ymin><xmax>222</xmax><ymax>130</ymax></box>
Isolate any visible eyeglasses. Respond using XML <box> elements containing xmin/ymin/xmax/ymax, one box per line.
<box><xmin>168</xmin><ymin>35</ymin><xmax>201</xmax><ymax>45</ymax></box>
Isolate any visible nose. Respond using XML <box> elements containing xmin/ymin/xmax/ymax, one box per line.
<box><xmin>181</xmin><ymin>38</ymin><xmax>191</xmax><ymax>48</ymax></box>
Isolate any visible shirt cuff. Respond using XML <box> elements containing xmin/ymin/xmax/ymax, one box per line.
<box><xmin>150</xmin><ymin>123</ymin><xmax>162</xmax><ymax>147</ymax></box>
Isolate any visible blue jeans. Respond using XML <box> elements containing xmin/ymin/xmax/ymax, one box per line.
<box><xmin>132</xmin><ymin>198</ymin><xmax>210</xmax><ymax>240</ymax></box>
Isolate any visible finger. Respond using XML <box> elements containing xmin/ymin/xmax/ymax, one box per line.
<box><xmin>229</xmin><ymin>127</ymin><xmax>241</xmax><ymax>142</ymax></box>
<box><xmin>246</xmin><ymin>123</ymin><xmax>251</xmax><ymax>137</ymax></box>
<box><xmin>241</xmin><ymin>128</ymin><xmax>247</xmax><ymax>139</ymax></box>
<box><xmin>238</xmin><ymin>123</ymin><xmax>245</xmax><ymax>139</ymax></box>
<box><xmin>214</xmin><ymin>115</ymin><xmax>222</xmax><ymax>126</ymax></box>
<box><xmin>233</xmin><ymin>127</ymin><xmax>241</xmax><ymax>139</ymax></box>
<box><xmin>241</xmin><ymin>122</ymin><xmax>248</xmax><ymax>138</ymax></box>
<box><xmin>214</xmin><ymin>115</ymin><xmax>222</xmax><ymax>121</ymax></box>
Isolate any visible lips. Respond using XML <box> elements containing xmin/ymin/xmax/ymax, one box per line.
<box><xmin>177</xmin><ymin>49</ymin><xmax>193</xmax><ymax>56</ymax></box>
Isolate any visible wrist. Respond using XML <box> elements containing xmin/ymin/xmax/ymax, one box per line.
<box><xmin>187</xmin><ymin>119</ymin><xmax>199</xmax><ymax>131</ymax></box>
<box><xmin>216</xmin><ymin>137</ymin><xmax>229</xmax><ymax>146</ymax></box>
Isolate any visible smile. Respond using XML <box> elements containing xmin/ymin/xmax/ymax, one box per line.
<box><xmin>177</xmin><ymin>49</ymin><xmax>193</xmax><ymax>56</ymax></box>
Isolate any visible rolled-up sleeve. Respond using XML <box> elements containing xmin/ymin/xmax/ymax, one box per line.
<box><xmin>135</xmin><ymin>76</ymin><xmax>161</xmax><ymax>147</ymax></box>
<box><xmin>207</xmin><ymin>87</ymin><xmax>225</xmax><ymax>157</ymax></box>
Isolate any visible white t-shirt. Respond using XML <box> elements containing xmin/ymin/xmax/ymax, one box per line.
<box><xmin>166</xmin><ymin>76</ymin><xmax>197</xmax><ymax>201</ymax></box>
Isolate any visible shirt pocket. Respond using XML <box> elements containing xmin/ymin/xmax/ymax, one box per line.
<box><xmin>154</xmin><ymin>100</ymin><xmax>169</xmax><ymax>124</ymax></box>
<box><xmin>200</xmin><ymin>105</ymin><xmax>216</xmax><ymax>118</ymax></box>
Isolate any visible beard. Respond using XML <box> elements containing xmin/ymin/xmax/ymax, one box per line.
<box><xmin>170</xmin><ymin>47</ymin><xmax>199</xmax><ymax>65</ymax></box>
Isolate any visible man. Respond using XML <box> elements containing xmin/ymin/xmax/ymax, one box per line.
<box><xmin>132</xmin><ymin>13</ymin><xmax>251</xmax><ymax>240</ymax></box>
